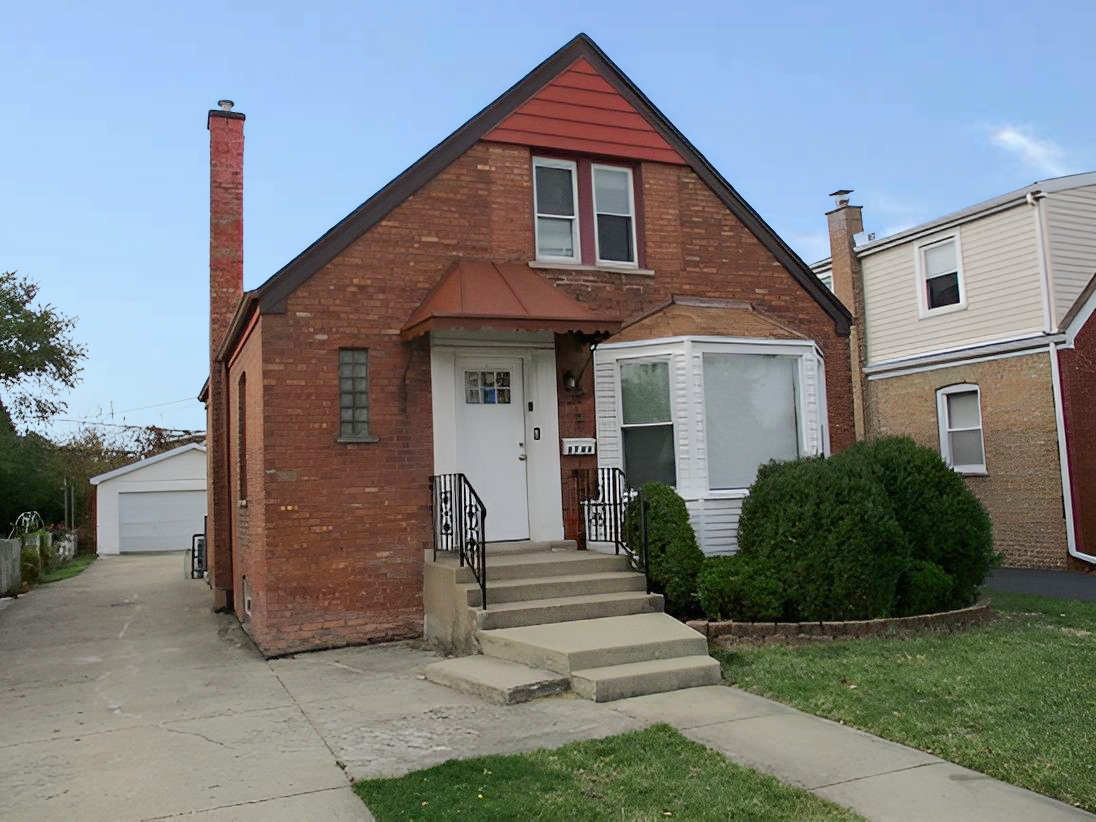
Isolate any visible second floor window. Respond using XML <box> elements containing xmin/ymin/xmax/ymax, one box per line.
<box><xmin>339</xmin><ymin>348</ymin><xmax>371</xmax><ymax>440</ymax></box>
<box><xmin>533</xmin><ymin>157</ymin><xmax>579</xmax><ymax>261</ymax></box>
<box><xmin>533</xmin><ymin>156</ymin><xmax>639</xmax><ymax>268</ymax></box>
<box><xmin>919</xmin><ymin>236</ymin><xmax>964</xmax><ymax>313</ymax></box>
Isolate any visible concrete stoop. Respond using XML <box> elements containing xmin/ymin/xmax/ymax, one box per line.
<box><xmin>424</xmin><ymin>544</ymin><xmax>722</xmax><ymax>703</ymax></box>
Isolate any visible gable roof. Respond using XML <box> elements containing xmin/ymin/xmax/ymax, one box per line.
<box><xmin>1061</xmin><ymin>271</ymin><xmax>1096</xmax><ymax>341</ymax></box>
<box><xmin>89</xmin><ymin>442</ymin><xmax>206</xmax><ymax>486</ymax></box>
<box><xmin>224</xmin><ymin>33</ymin><xmax>848</xmax><ymax>356</ymax></box>
<box><xmin>401</xmin><ymin>261</ymin><xmax>620</xmax><ymax>339</ymax></box>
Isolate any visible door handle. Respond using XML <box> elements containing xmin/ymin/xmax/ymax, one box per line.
<box><xmin>518</xmin><ymin>454</ymin><xmax>527</xmax><ymax>461</ymax></box>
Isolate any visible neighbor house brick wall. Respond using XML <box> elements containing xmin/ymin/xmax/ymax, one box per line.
<box><xmin>866</xmin><ymin>350</ymin><xmax>1067</xmax><ymax>568</ymax></box>
<box><xmin>240</xmin><ymin>140</ymin><xmax>853</xmax><ymax>655</ymax></box>
<box><xmin>227</xmin><ymin>319</ymin><xmax>266</xmax><ymax>633</ymax></box>
<box><xmin>1059</xmin><ymin>311</ymin><xmax>1096</xmax><ymax>568</ymax></box>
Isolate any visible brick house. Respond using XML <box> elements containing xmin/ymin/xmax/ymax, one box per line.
<box><xmin>200</xmin><ymin>34</ymin><xmax>853</xmax><ymax>657</ymax></box>
<box><xmin>817</xmin><ymin>179</ymin><xmax>1096</xmax><ymax>570</ymax></box>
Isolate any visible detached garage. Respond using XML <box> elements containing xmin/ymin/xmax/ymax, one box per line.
<box><xmin>90</xmin><ymin>443</ymin><xmax>207</xmax><ymax>555</ymax></box>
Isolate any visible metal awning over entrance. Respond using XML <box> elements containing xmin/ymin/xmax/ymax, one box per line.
<box><xmin>401</xmin><ymin>261</ymin><xmax>620</xmax><ymax>339</ymax></box>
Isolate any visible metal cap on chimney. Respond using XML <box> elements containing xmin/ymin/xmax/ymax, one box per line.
<box><xmin>218</xmin><ymin>99</ymin><xmax>235</xmax><ymax>111</ymax></box>
<box><xmin>829</xmin><ymin>189</ymin><xmax>853</xmax><ymax>208</ymax></box>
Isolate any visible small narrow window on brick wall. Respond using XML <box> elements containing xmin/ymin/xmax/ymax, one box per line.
<box><xmin>237</xmin><ymin>372</ymin><xmax>247</xmax><ymax>501</ymax></box>
<box><xmin>339</xmin><ymin>348</ymin><xmax>372</xmax><ymax>440</ymax></box>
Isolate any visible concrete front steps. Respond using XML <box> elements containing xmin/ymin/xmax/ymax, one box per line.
<box><xmin>424</xmin><ymin>543</ymin><xmax>720</xmax><ymax>703</ymax></box>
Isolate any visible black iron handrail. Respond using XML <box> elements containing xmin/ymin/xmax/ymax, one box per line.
<box><xmin>566</xmin><ymin>466</ymin><xmax>650</xmax><ymax>592</ymax></box>
<box><xmin>430</xmin><ymin>473</ymin><xmax>488</xmax><ymax>608</ymax></box>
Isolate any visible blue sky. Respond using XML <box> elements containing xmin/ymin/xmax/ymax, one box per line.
<box><xmin>4</xmin><ymin>0</ymin><xmax>1094</xmax><ymax>437</ymax></box>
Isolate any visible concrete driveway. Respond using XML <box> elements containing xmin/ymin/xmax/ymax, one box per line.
<box><xmin>0</xmin><ymin>555</ymin><xmax>641</xmax><ymax>821</ymax></box>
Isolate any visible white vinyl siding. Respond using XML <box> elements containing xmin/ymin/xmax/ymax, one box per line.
<box><xmin>1044</xmin><ymin>184</ymin><xmax>1096</xmax><ymax>324</ymax></box>
<box><xmin>594</xmin><ymin>337</ymin><xmax>826</xmax><ymax>556</ymax></box>
<box><xmin>861</xmin><ymin>204</ymin><xmax>1045</xmax><ymax>364</ymax></box>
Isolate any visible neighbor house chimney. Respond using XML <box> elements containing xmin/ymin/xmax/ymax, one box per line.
<box><xmin>209</xmin><ymin>99</ymin><xmax>245</xmax><ymax>355</ymax></box>
<box><xmin>826</xmin><ymin>190</ymin><xmax>869</xmax><ymax>440</ymax></box>
<box><xmin>206</xmin><ymin>99</ymin><xmax>245</xmax><ymax>613</ymax></box>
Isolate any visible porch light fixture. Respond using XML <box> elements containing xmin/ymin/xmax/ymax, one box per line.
<box><xmin>563</xmin><ymin>370</ymin><xmax>579</xmax><ymax>392</ymax></box>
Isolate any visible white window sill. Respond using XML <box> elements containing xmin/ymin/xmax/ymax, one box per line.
<box><xmin>918</xmin><ymin>301</ymin><xmax>968</xmax><ymax>320</ymax></box>
<box><xmin>954</xmin><ymin>468</ymin><xmax>988</xmax><ymax>477</ymax></box>
<box><xmin>529</xmin><ymin>260</ymin><xmax>654</xmax><ymax>277</ymax></box>
<box><xmin>337</xmin><ymin>435</ymin><xmax>379</xmax><ymax>444</ymax></box>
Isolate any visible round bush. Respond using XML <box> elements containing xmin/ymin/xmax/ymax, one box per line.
<box><xmin>736</xmin><ymin>456</ymin><xmax>911</xmax><ymax>621</ymax></box>
<box><xmin>838</xmin><ymin>437</ymin><xmax>996</xmax><ymax>608</ymax></box>
<box><xmin>697</xmin><ymin>555</ymin><xmax>782</xmax><ymax>622</ymax></box>
<box><xmin>624</xmin><ymin>482</ymin><xmax>704</xmax><ymax>617</ymax></box>
<box><xmin>897</xmin><ymin>559</ymin><xmax>955</xmax><ymax>616</ymax></box>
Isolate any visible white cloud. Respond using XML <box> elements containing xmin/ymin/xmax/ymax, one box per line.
<box><xmin>990</xmin><ymin>126</ymin><xmax>1070</xmax><ymax>177</ymax></box>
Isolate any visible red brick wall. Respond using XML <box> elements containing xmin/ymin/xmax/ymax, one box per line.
<box><xmin>1060</xmin><ymin>311</ymin><xmax>1096</xmax><ymax>569</ymax></box>
<box><xmin>228</xmin><ymin>320</ymin><xmax>267</xmax><ymax>630</ymax></box>
<box><xmin>207</xmin><ymin>110</ymin><xmax>245</xmax><ymax>609</ymax></box>
<box><xmin>243</xmin><ymin>140</ymin><xmax>853</xmax><ymax>654</ymax></box>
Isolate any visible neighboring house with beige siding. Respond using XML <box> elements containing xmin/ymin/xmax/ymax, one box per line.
<box><xmin>814</xmin><ymin>173</ymin><xmax>1096</xmax><ymax>570</ymax></box>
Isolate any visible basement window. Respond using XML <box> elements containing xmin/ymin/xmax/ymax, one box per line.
<box><xmin>937</xmin><ymin>384</ymin><xmax>986</xmax><ymax>474</ymax></box>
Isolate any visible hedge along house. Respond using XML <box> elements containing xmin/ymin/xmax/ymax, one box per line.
<box><xmin>817</xmin><ymin>178</ymin><xmax>1096</xmax><ymax>571</ymax></box>
<box><xmin>201</xmin><ymin>34</ymin><xmax>853</xmax><ymax>658</ymax></box>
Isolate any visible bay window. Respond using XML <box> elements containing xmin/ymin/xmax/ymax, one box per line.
<box><xmin>703</xmin><ymin>353</ymin><xmax>802</xmax><ymax>489</ymax></box>
<box><xmin>619</xmin><ymin>360</ymin><xmax>676</xmax><ymax>487</ymax></box>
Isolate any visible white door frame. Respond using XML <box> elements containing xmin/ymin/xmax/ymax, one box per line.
<box><xmin>430</xmin><ymin>333</ymin><xmax>564</xmax><ymax>542</ymax></box>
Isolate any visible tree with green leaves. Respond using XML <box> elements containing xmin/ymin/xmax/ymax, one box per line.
<box><xmin>1</xmin><ymin>271</ymin><xmax>87</xmax><ymax>424</ymax></box>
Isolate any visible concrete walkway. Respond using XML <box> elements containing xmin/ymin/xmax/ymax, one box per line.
<box><xmin>2</xmin><ymin>555</ymin><xmax>1091</xmax><ymax>821</ymax></box>
<box><xmin>987</xmin><ymin>567</ymin><xmax>1096</xmax><ymax>601</ymax></box>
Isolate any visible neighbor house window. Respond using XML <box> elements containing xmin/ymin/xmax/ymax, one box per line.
<box><xmin>593</xmin><ymin>165</ymin><xmax>636</xmax><ymax>265</ymax></box>
<box><xmin>237</xmin><ymin>373</ymin><xmax>247</xmax><ymax>501</ymax></box>
<box><xmin>619</xmin><ymin>360</ymin><xmax>676</xmax><ymax>487</ymax></box>
<box><xmin>937</xmin><ymin>384</ymin><xmax>985</xmax><ymax>474</ymax></box>
<box><xmin>533</xmin><ymin>157</ymin><xmax>579</xmax><ymax>261</ymax></box>
<box><xmin>339</xmin><ymin>348</ymin><xmax>371</xmax><ymax>439</ymax></box>
<box><xmin>918</xmin><ymin>235</ymin><xmax>965</xmax><ymax>314</ymax></box>
<box><xmin>703</xmin><ymin>353</ymin><xmax>802</xmax><ymax>489</ymax></box>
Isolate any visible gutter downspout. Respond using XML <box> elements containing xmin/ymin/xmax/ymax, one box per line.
<box><xmin>1048</xmin><ymin>342</ymin><xmax>1096</xmax><ymax>565</ymax></box>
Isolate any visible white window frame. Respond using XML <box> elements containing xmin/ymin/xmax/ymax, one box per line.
<box><xmin>698</xmin><ymin>346</ymin><xmax>810</xmax><ymax>493</ymax></box>
<box><xmin>936</xmin><ymin>383</ymin><xmax>986</xmax><ymax>475</ymax></box>
<box><xmin>591</xmin><ymin>163</ymin><xmax>638</xmax><ymax>269</ymax></box>
<box><xmin>532</xmin><ymin>156</ymin><xmax>580</xmax><ymax>263</ymax></box>
<box><xmin>615</xmin><ymin>354</ymin><xmax>678</xmax><ymax>488</ymax></box>
<box><xmin>915</xmin><ymin>232</ymin><xmax>967</xmax><ymax>319</ymax></box>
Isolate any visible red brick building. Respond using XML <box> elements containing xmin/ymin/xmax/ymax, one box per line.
<box><xmin>201</xmin><ymin>34</ymin><xmax>853</xmax><ymax>656</ymax></box>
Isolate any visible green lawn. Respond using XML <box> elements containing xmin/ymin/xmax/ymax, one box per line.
<box><xmin>714</xmin><ymin>591</ymin><xmax>1096</xmax><ymax>812</ymax></box>
<box><xmin>355</xmin><ymin>724</ymin><xmax>861</xmax><ymax>822</ymax></box>
<box><xmin>38</xmin><ymin>553</ymin><xmax>96</xmax><ymax>584</ymax></box>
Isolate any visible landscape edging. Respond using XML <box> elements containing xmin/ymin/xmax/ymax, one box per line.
<box><xmin>687</xmin><ymin>599</ymin><xmax>993</xmax><ymax>643</ymax></box>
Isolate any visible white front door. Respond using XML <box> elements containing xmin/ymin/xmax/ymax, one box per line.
<box><xmin>456</xmin><ymin>356</ymin><xmax>530</xmax><ymax>541</ymax></box>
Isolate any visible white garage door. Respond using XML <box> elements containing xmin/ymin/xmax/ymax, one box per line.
<box><xmin>118</xmin><ymin>490</ymin><xmax>207</xmax><ymax>553</ymax></box>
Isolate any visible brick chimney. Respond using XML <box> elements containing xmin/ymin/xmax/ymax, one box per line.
<box><xmin>826</xmin><ymin>190</ymin><xmax>868</xmax><ymax>440</ymax></box>
<box><xmin>206</xmin><ymin>99</ymin><xmax>244</xmax><ymax>612</ymax></box>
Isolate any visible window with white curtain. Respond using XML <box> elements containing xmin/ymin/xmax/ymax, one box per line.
<box><xmin>619</xmin><ymin>360</ymin><xmax>676</xmax><ymax>487</ymax></box>
<box><xmin>937</xmin><ymin>384</ymin><xmax>985</xmax><ymax>474</ymax></box>
<box><xmin>703</xmin><ymin>353</ymin><xmax>802</xmax><ymax>489</ymax></box>
<box><xmin>533</xmin><ymin>157</ymin><xmax>579</xmax><ymax>261</ymax></box>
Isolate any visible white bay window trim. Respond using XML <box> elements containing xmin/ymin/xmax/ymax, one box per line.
<box><xmin>532</xmin><ymin>156</ymin><xmax>580</xmax><ymax>262</ymax></box>
<box><xmin>936</xmin><ymin>383</ymin><xmax>986</xmax><ymax>475</ymax></box>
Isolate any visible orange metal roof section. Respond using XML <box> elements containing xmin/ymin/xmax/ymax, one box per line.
<box><xmin>610</xmin><ymin>296</ymin><xmax>810</xmax><ymax>343</ymax></box>
<box><xmin>485</xmin><ymin>58</ymin><xmax>686</xmax><ymax>165</ymax></box>
<box><xmin>401</xmin><ymin>260</ymin><xmax>620</xmax><ymax>339</ymax></box>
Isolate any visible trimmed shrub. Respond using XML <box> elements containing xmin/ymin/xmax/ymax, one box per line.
<box><xmin>697</xmin><ymin>555</ymin><xmax>782</xmax><ymax>622</ymax></box>
<box><xmin>736</xmin><ymin>456</ymin><xmax>911</xmax><ymax>621</ymax></box>
<box><xmin>839</xmin><ymin>437</ymin><xmax>996</xmax><ymax>607</ymax></box>
<box><xmin>897</xmin><ymin>559</ymin><xmax>955</xmax><ymax>617</ymax></box>
<box><xmin>624</xmin><ymin>482</ymin><xmax>704</xmax><ymax>617</ymax></box>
